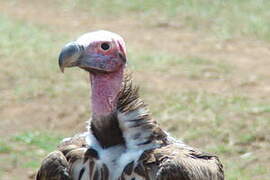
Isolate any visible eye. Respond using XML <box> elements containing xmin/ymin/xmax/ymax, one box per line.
<box><xmin>101</xmin><ymin>42</ymin><xmax>110</xmax><ymax>51</ymax></box>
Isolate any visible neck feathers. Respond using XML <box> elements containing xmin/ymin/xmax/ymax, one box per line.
<box><xmin>90</xmin><ymin>73</ymin><xmax>168</xmax><ymax>149</ymax></box>
<box><xmin>117</xmin><ymin>75</ymin><xmax>168</xmax><ymax>149</ymax></box>
<box><xmin>90</xmin><ymin>112</ymin><xmax>125</xmax><ymax>148</ymax></box>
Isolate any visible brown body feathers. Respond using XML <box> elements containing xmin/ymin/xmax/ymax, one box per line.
<box><xmin>37</xmin><ymin>74</ymin><xmax>224</xmax><ymax>180</ymax></box>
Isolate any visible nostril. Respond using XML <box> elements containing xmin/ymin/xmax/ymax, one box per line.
<box><xmin>101</xmin><ymin>43</ymin><xmax>110</xmax><ymax>50</ymax></box>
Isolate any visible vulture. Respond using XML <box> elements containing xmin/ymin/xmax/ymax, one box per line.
<box><xmin>36</xmin><ymin>30</ymin><xmax>224</xmax><ymax>180</ymax></box>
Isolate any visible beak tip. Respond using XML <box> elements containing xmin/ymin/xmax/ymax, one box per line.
<box><xmin>58</xmin><ymin>42</ymin><xmax>82</xmax><ymax>73</ymax></box>
<box><xmin>58</xmin><ymin>54</ymin><xmax>64</xmax><ymax>73</ymax></box>
<box><xmin>60</xmin><ymin>66</ymin><xmax>65</xmax><ymax>73</ymax></box>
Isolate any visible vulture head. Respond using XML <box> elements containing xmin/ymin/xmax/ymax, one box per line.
<box><xmin>59</xmin><ymin>30</ymin><xmax>127</xmax><ymax>73</ymax></box>
<box><xmin>58</xmin><ymin>30</ymin><xmax>127</xmax><ymax>117</ymax></box>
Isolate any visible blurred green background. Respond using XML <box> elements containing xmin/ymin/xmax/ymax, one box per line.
<box><xmin>0</xmin><ymin>0</ymin><xmax>269</xmax><ymax>179</ymax></box>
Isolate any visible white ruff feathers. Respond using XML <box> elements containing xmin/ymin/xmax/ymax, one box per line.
<box><xmin>82</xmin><ymin>107</ymin><xmax>159</xmax><ymax>179</ymax></box>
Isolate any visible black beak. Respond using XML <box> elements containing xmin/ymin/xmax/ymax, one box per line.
<box><xmin>58</xmin><ymin>42</ymin><xmax>84</xmax><ymax>72</ymax></box>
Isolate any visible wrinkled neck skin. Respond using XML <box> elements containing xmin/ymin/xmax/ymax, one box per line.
<box><xmin>90</xmin><ymin>68</ymin><xmax>124</xmax><ymax>118</ymax></box>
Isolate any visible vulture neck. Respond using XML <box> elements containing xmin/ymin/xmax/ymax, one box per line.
<box><xmin>90</xmin><ymin>69</ymin><xmax>124</xmax><ymax>118</ymax></box>
<box><xmin>89</xmin><ymin>68</ymin><xmax>125</xmax><ymax>148</ymax></box>
<box><xmin>89</xmin><ymin>69</ymin><xmax>168</xmax><ymax>149</ymax></box>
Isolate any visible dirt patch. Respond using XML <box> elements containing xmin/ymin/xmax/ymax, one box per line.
<box><xmin>0</xmin><ymin>98</ymin><xmax>88</xmax><ymax>137</ymax></box>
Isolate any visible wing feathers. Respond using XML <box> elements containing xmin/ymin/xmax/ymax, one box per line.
<box><xmin>36</xmin><ymin>150</ymin><xmax>70</xmax><ymax>180</ymax></box>
<box><xmin>36</xmin><ymin>135</ymin><xmax>87</xmax><ymax>180</ymax></box>
<box><xmin>142</xmin><ymin>144</ymin><xmax>224</xmax><ymax>180</ymax></box>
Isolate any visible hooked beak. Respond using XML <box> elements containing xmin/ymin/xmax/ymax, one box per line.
<box><xmin>58</xmin><ymin>42</ymin><xmax>84</xmax><ymax>72</ymax></box>
<box><xmin>58</xmin><ymin>41</ymin><xmax>125</xmax><ymax>73</ymax></box>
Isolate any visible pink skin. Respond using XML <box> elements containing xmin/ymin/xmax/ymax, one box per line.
<box><xmin>90</xmin><ymin>68</ymin><xmax>124</xmax><ymax>118</ymax></box>
<box><xmin>86</xmin><ymin>40</ymin><xmax>126</xmax><ymax>117</ymax></box>
<box><xmin>82</xmin><ymin>40</ymin><xmax>124</xmax><ymax>73</ymax></box>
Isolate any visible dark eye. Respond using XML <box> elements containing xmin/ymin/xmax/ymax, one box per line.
<box><xmin>101</xmin><ymin>43</ymin><xmax>110</xmax><ymax>50</ymax></box>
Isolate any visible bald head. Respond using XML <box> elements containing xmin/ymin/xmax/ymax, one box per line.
<box><xmin>59</xmin><ymin>30</ymin><xmax>127</xmax><ymax>73</ymax></box>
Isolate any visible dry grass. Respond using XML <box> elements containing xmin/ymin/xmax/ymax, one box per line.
<box><xmin>0</xmin><ymin>0</ymin><xmax>270</xmax><ymax>179</ymax></box>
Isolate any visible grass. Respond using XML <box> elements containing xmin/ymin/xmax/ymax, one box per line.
<box><xmin>0</xmin><ymin>131</ymin><xmax>63</xmax><ymax>177</ymax></box>
<box><xmin>1</xmin><ymin>1</ymin><xmax>270</xmax><ymax>179</ymax></box>
<box><xmin>0</xmin><ymin>140</ymin><xmax>12</xmax><ymax>153</ymax></box>
<box><xmin>147</xmin><ymin>90</ymin><xmax>270</xmax><ymax>142</ymax></box>
<box><xmin>0</xmin><ymin>15</ymin><xmax>89</xmax><ymax>106</ymax></box>
<box><xmin>129</xmin><ymin>49</ymin><xmax>232</xmax><ymax>80</ymax></box>
<box><xmin>63</xmin><ymin>0</ymin><xmax>270</xmax><ymax>41</ymax></box>
<box><xmin>13</xmin><ymin>132</ymin><xmax>64</xmax><ymax>152</ymax></box>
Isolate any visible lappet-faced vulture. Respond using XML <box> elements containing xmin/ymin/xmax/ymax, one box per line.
<box><xmin>37</xmin><ymin>30</ymin><xmax>224</xmax><ymax>180</ymax></box>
